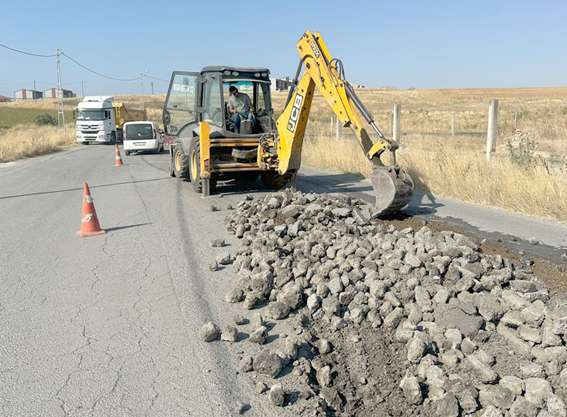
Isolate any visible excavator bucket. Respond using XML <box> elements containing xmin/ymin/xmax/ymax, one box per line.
<box><xmin>371</xmin><ymin>165</ymin><xmax>414</xmax><ymax>216</ymax></box>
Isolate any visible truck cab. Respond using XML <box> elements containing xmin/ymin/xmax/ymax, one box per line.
<box><xmin>76</xmin><ymin>96</ymin><xmax>117</xmax><ymax>143</ymax></box>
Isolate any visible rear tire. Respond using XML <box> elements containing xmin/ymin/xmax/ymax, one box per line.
<box><xmin>125</xmin><ymin>150</ymin><xmax>130</xmax><ymax>156</ymax></box>
<box><xmin>189</xmin><ymin>137</ymin><xmax>202</xmax><ymax>193</ymax></box>
<box><xmin>260</xmin><ymin>171</ymin><xmax>290</xmax><ymax>190</ymax></box>
<box><xmin>173</xmin><ymin>144</ymin><xmax>189</xmax><ymax>178</ymax></box>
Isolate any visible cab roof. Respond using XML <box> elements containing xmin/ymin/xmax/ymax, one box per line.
<box><xmin>201</xmin><ymin>66</ymin><xmax>270</xmax><ymax>75</ymax></box>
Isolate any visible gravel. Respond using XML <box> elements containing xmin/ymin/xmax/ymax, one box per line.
<box><xmin>214</xmin><ymin>190</ymin><xmax>567</xmax><ymax>416</ymax></box>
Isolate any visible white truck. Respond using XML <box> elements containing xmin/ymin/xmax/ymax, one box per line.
<box><xmin>75</xmin><ymin>96</ymin><xmax>147</xmax><ymax>144</ymax></box>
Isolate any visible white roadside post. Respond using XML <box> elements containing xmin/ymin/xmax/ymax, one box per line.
<box><xmin>451</xmin><ymin>113</ymin><xmax>456</xmax><ymax>135</ymax></box>
<box><xmin>486</xmin><ymin>99</ymin><xmax>498</xmax><ymax>161</ymax></box>
<box><xmin>393</xmin><ymin>104</ymin><xmax>401</xmax><ymax>144</ymax></box>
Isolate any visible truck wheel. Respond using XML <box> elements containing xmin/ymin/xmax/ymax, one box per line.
<box><xmin>173</xmin><ymin>144</ymin><xmax>189</xmax><ymax>178</ymax></box>
<box><xmin>189</xmin><ymin>137</ymin><xmax>202</xmax><ymax>193</ymax></box>
<box><xmin>110</xmin><ymin>132</ymin><xmax>116</xmax><ymax>144</ymax></box>
<box><xmin>260</xmin><ymin>171</ymin><xmax>290</xmax><ymax>190</ymax></box>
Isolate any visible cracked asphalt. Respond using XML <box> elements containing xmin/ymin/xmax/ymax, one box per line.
<box><xmin>0</xmin><ymin>145</ymin><xmax>287</xmax><ymax>417</ymax></box>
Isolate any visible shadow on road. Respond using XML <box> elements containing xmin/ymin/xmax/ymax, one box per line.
<box><xmin>105</xmin><ymin>223</ymin><xmax>151</xmax><ymax>232</ymax></box>
<box><xmin>0</xmin><ymin>178</ymin><xmax>169</xmax><ymax>200</ymax></box>
<box><xmin>405</xmin><ymin>190</ymin><xmax>445</xmax><ymax>216</ymax></box>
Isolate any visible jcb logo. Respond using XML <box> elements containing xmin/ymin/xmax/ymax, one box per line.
<box><xmin>287</xmin><ymin>93</ymin><xmax>303</xmax><ymax>133</ymax></box>
<box><xmin>310</xmin><ymin>42</ymin><xmax>321</xmax><ymax>59</ymax></box>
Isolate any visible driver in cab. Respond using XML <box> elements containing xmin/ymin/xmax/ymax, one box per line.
<box><xmin>228</xmin><ymin>86</ymin><xmax>256</xmax><ymax>133</ymax></box>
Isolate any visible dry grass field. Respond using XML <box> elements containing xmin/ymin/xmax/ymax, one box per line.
<box><xmin>1</xmin><ymin>88</ymin><xmax>566</xmax><ymax>223</ymax></box>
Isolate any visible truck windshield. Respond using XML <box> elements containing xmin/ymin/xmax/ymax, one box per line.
<box><xmin>77</xmin><ymin>109</ymin><xmax>105</xmax><ymax>120</ymax></box>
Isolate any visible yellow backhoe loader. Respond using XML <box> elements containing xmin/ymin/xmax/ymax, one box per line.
<box><xmin>164</xmin><ymin>30</ymin><xmax>413</xmax><ymax>215</ymax></box>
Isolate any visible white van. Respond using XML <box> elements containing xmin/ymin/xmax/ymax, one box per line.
<box><xmin>123</xmin><ymin>121</ymin><xmax>164</xmax><ymax>155</ymax></box>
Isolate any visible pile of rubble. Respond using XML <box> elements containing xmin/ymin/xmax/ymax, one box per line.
<box><xmin>213</xmin><ymin>190</ymin><xmax>567</xmax><ymax>416</ymax></box>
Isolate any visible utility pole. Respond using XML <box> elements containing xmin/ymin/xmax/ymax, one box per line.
<box><xmin>55</xmin><ymin>49</ymin><xmax>66</xmax><ymax>133</ymax></box>
<box><xmin>81</xmin><ymin>81</ymin><xmax>85</xmax><ymax>98</ymax></box>
<box><xmin>140</xmin><ymin>71</ymin><xmax>148</xmax><ymax>110</ymax></box>
<box><xmin>150</xmin><ymin>81</ymin><xmax>154</xmax><ymax>95</ymax></box>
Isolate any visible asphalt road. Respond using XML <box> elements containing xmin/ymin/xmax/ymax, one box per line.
<box><xmin>0</xmin><ymin>144</ymin><xmax>565</xmax><ymax>416</ymax></box>
<box><xmin>0</xmin><ymin>145</ymin><xmax>291</xmax><ymax>417</ymax></box>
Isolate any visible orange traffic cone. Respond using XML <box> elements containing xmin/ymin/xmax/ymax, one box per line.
<box><xmin>76</xmin><ymin>183</ymin><xmax>106</xmax><ymax>238</ymax></box>
<box><xmin>115</xmin><ymin>144</ymin><xmax>124</xmax><ymax>167</ymax></box>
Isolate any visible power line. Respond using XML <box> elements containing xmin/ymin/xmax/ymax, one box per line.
<box><xmin>1</xmin><ymin>42</ymin><xmax>170</xmax><ymax>88</ymax></box>
<box><xmin>146</xmin><ymin>75</ymin><xmax>169</xmax><ymax>82</ymax></box>
<box><xmin>61</xmin><ymin>52</ymin><xmax>140</xmax><ymax>81</ymax></box>
<box><xmin>0</xmin><ymin>43</ymin><xmax>56</xmax><ymax>57</ymax></box>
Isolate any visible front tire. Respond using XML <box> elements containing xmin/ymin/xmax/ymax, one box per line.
<box><xmin>189</xmin><ymin>137</ymin><xmax>202</xmax><ymax>193</ymax></box>
<box><xmin>125</xmin><ymin>150</ymin><xmax>130</xmax><ymax>156</ymax></box>
<box><xmin>173</xmin><ymin>144</ymin><xmax>189</xmax><ymax>178</ymax></box>
<box><xmin>110</xmin><ymin>132</ymin><xmax>116</xmax><ymax>144</ymax></box>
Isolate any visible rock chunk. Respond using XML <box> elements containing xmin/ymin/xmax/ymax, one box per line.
<box><xmin>199</xmin><ymin>322</ymin><xmax>220</xmax><ymax>342</ymax></box>
<box><xmin>400</xmin><ymin>374</ymin><xmax>423</xmax><ymax>405</ymax></box>
<box><xmin>434</xmin><ymin>303</ymin><xmax>484</xmax><ymax>339</ymax></box>
<box><xmin>266</xmin><ymin>301</ymin><xmax>290</xmax><ymax>320</ymax></box>
<box><xmin>269</xmin><ymin>384</ymin><xmax>285</xmax><ymax>406</ymax></box>
<box><xmin>254</xmin><ymin>350</ymin><xmax>283</xmax><ymax>378</ymax></box>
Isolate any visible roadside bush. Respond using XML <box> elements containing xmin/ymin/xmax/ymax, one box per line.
<box><xmin>507</xmin><ymin>132</ymin><xmax>539</xmax><ymax>167</ymax></box>
<box><xmin>36</xmin><ymin>113</ymin><xmax>57</xmax><ymax>126</ymax></box>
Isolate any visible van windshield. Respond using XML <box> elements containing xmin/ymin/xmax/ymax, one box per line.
<box><xmin>77</xmin><ymin>109</ymin><xmax>105</xmax><ymax>120</ymax></box>
<box><xmin>125</xmin><ymin>124</ymin><xmax>153</xmax><ymax>140</ymax></box>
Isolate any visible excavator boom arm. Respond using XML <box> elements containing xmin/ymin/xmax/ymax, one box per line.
<box><xmin>274</xmin><ymin>30</ymin><xmax>414</xmax><ymax>216</ymax></box>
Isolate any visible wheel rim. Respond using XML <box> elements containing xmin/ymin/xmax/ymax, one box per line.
<box><xmin>191</xmin><ymin>150</ymin><xmax>198</xmax><ymax>180</ymax></box>
<box><xmin>175</xmin><ymin>152</ymin><xmax>181</xmax><ymax>171</ymax></box>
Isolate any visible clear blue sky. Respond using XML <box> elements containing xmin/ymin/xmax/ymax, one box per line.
<box><xmin>1</xmin><ymin>0</ymin><xmax>566</xmax><ymax>98</ymax></box>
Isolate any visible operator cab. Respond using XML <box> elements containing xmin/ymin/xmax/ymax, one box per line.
<box><xmin>163</xmin><ymin>66</ymin><xmax>275</xmax><ymax>139</ymax></box>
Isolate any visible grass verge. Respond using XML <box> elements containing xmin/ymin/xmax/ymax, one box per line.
<box><xmin>0</xmin><ymin>125</ymin><xmax>78</xmax><ymax>163</ymax></box>
<box><xmin>302</xmin><ymin>132</ymin><xmax>567</xmax><ymax>225</ymax></box>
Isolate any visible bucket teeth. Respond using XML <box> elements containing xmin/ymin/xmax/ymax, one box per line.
<box><xmin>371</xmin><ymin>166</ymin><xmax>414</xmax><ymax>217</ymax></box>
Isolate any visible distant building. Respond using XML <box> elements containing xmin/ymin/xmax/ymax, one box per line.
<box><xmin>14</xmin><ymin>89</ymin><xmax>43</xmax><ymax>100</ymax></box>
<box><xmin>0</xmin><ymin>95</ymin><xmax>11</xmax><ymax>102</ymax></box>
<box><xmin>270</xmin><ymin>77</ymin><xmax>293</xmax><ymax>92</ymax></box>
<box><xmin>43</xmin><ymin>88</ymin><xmax>76</xmax><ymax>99</ymax></box>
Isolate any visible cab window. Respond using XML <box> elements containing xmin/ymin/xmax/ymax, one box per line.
<box><xmin>164</xmin><ymin>74</ymin><xmax>197</xmax><ymax>136</ymax></box>
<box><xmin>203</xmin><ymin>74</ymin><xmax>222</xmax><ymax>127</ymax></box>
